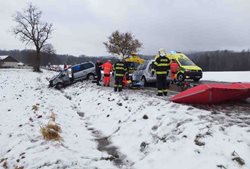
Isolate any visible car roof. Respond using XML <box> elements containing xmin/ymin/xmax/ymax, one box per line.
<box><xmin>67</xmin><ymin>61</ymin><xmax>94</xmax><ymax>69</ymax></box>
<box><xmin>73</xmin><ymin>61</ymin><xmax>94</xmax><ymax>66</ymax></box>
<box><xmin>167</xmin><ymin>53</ymin><xmax>188</xmax><ymax>60</ymax></box>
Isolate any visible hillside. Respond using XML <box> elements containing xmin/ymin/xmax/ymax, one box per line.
<box><xmin>0</xmin><ymin>69</ymin><xmax>249</xmax><ymax>169</ymax></box>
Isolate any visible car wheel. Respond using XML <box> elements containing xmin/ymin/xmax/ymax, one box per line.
<box><xmin>55</xmin><ymin>83</ymin><xmax>63</xmax><ymax>90</ymax></box>
<box><xmin>87</xmin><ymin>73</ymin><xmax>95</xmax><ymax>80</ymax></box>
<box><xmin>177</xmin><ymin>73</ymin><xmax>185</xmax><ymax>82</ymax></box>
<box><xmin>193</xmin><ymin>78</ymin><xmax>200</xmax><ymax>82</ymax></box>
<box><xmin>141</xmin><ymin>76</ymin><xmax>148</xmax><ymax>87</ymax></box>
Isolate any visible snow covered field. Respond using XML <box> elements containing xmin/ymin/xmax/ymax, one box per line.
<box><xmin>202</xmin><ymin>71</ymin><xmax>250</xmax><ymax>83</ymax></box>
<box><xmin>0</xmin><ymin>69</ymin><xmax>250</xmax><ymax>169</ymax></box>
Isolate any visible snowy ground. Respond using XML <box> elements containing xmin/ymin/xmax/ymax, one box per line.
<box><xmin>202</xmin><ymin>71</ymin><xmax>250</xmax><ymax>83</ymax></box>
<box><xmin>0</xmin><ymin>69</ymin><xmax>250</xmax><ymax>169</ymax></box>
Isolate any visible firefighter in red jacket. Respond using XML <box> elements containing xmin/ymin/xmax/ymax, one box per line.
<box><xmin>102</xmin><ymin>60</ymin><xmax>113</xmax><ymax>86</ymax></box>
<box><xmin>170</xmin><ymin>59</ymin><xmax>180</xmax><ymax>84</ymax></box>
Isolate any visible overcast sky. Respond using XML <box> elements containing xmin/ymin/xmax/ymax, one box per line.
<box><xmin>0</xmin><ymin>0</ymin><xmax>250</xmax><ymax>56</ymax></box>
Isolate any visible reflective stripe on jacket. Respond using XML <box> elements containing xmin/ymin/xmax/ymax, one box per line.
<box><xmin>114</xmin><ymin>61</ymin><xmax>126</xmax><ymax>77</ymax></box>
<box><xmin>153</xmin><ymin>55</ymin><xmax>170</xmax><ymax>75</ymax></box>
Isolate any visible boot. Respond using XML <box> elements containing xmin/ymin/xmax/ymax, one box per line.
<box><xmin>114</xmin><ymin>87</ymin><xmax>117</xmax><ymax>92</ymax></box>
<box><xmin>157</xmin><ymin>93</ymin><xmax>163</xmax><ymax>96</ymax></box>
<box><xmin>163</xmin><ymin>92</ymin><xmax>168</xmax><ymax>96</ymax></box>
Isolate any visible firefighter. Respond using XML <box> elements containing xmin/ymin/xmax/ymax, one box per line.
<box><xmin>102</xmin><ymin>60</ymin><xmax>113</xmax><ymax>86</ymax></box>
<box><xmin>114</xmin><ymin>58</ymin><xmax>127</xmax><ymax>92</ymax></box>
<box><xmin>152</xmin><ymin>48</ymin><xmax>170</xmax><ymax>96</ymax></box>
<box><xmin>170</xmin><ymin>59</ymin><xmax>180</xmax><ymax>84</ymax></box>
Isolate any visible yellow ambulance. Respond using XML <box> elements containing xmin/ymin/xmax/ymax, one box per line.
<box><xmin>167</xmin><ymin>52</ymin><xmax>202</xmax><ymax>82</ymax></box>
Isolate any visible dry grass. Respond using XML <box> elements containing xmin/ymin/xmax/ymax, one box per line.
<box><xmin>232</xmin><ymin>151</ymin><xmax>245</xmax><ymax>166</ymax></box>
<box><xmin>32</xmin><ymin>105</ymin><xmax>39</xmax><ymax>112</ymax></box>
<box><xmin>41</xmin><ymin>112</ymin><xmax>62</xmax><ymax>141</ymax></box>
<box><xmin>50</xmin><ymin>112</ymin><xmax>56</xmax><ymax>122</ymax></box>
<box><xmin>41</xmin><ymin>123</ymin><xmax>61</xmax><ymax>141</ymax></box>
<box><xmin>2</xmin><ymin>160</ymin><xmax>7</xmax><ymax>169</ymax></box>
<box><xmin>15</xmin><ymin>166</ymin><xmax>24</xmax><ymax>169</ymax></box>
<box><xmin>47</xmin><ymin>123</ymin><xmax>61</xmax><ymax>133</ymax></box>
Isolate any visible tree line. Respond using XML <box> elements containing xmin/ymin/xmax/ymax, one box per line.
<box><xmin>188</xmin><ymin>50</ymin><xmax>250</xmax><ymax>71</ymax></box>
<box><xmin>1</xmin><ymin>49</ymin><xmax>250</xmax><ymax>71</ymax></box>
<box><xmin>0</xmin><ymin>49</ymin><xmax>118</xmax><ymax>66</ymax></box>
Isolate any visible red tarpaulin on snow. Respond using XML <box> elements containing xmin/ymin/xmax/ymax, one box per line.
<box><xmin>171</xmin><ymin>83</ymin><xmax>250</xmax><ymax>104</ymax></box>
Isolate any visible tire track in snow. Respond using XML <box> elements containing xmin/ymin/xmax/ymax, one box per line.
<box><xmin>61</xmin><ymin>89</ymin><xmax>134</xmax><ymax>169</ymax></box>
<box><xmin>84</xmin><ymin>121</ymin><xmax>134</xmax><ymax>169</ymax></box>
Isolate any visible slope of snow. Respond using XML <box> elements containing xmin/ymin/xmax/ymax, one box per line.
<box><xmin>202</xmin><ymin>71</ymin><xmax>250</xmax><ymax>82</ymax></box>
<box><xmin>0</xmin><ymin>69</ymin><xmax>250</xmax><ymax>169</ymax></box>
<box><xmin>0</xmin><ymin>69</ymin><xmax>116</xmax><ymax>169</ymax></box>
<box><xmin>67</xmin><ymin>82</ymin><xmax>250</xmax><ymax>169</ymax></box>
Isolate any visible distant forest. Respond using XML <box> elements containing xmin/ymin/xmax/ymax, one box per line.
<box><xmin>0</xmin><ymin>49</ymin><xmax>250</xmax><ymax>71</ymax></box>
<box><xmin>188</xmin><ymin>50</ymin><xmax>250</xmax><ymax>71</ymax></box>
<box><xmin>0</xmin><ymin>49</ymin><xmax>118</xmax><ymax>66</ymax></box>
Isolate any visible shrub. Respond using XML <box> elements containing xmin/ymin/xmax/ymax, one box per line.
<box><xmin>41</xmin><ymin>123</ymin><xmax>61</xmax><ymax>141</ymax></box>
<box><xmin>41</xmin><ymin>112</ymin><xmax>61</xmax><ymax>141</ymax></box>
<box><xmin>32</xmin><ymin>105</ymin><xmax>39</xmax><ymax>112</ymax></box>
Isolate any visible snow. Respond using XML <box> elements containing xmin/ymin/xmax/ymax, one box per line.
<box><xmin>202</xmin><ymin>71</ymin><xmax>250</xmax><ymax>83</ymax></box>
<box><xmin>0</xmin><ymin>55</ymin><xmax>8</xmax><ymax>60</ymax></box>
<box><xmin>0</xmin><ymin>69</ymin><xmax>250</xmax><ymax>169</ymax></box>
<box><xmin>0</xmin><ymin>69</ymin><xmax>115</xmax><ymax>169</ymax></box>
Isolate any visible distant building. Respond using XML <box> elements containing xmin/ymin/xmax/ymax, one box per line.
<box><xmin>0</xmin><ymin>55</ymin><xmax>24</xmax><ymax>68</ymax></box>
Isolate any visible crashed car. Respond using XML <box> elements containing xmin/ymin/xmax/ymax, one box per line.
<box><xmin>132</xmin><ymin>60</ymin><xmax>171</xmax><ymax>86</ymax></box>
<box><xmin>49</xmin><ymin>61</ymin><xmax>96</xmax><ymax>89</ymax></box>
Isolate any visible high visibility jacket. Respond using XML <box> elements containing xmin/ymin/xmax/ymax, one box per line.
<box><xmin>102</xmin><ymin>61</ymin><xmax>112</xmax><ymax>75</ymax></box>
<box><xmin>153</xmin><ymin>55</ymin><xmax>170</xmax><ymax>75</ymax></box>
<box><xmin>170</xmin><ymin>62</ymin><xmax>179</xmax><ymax>74</ymax></box>
<box><xmin>114</xmin><ymin>61</ymin><xmax>127</xmax><ymax>77</ymax></box>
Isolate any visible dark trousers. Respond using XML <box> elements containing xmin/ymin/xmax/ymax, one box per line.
<box><xmin>114</xmin><ymin>76</ymin><xmax>123</xmax><ymax>92</ymax></box>
<box><xmin>156</xmin><ymin>74</ymin><xmax>168</xmax><ymax>95</ymax></box>
<box><xmin>96</xmin><ymin>72</ymin><xmax>101</xmax><ymax>85</ymax></box>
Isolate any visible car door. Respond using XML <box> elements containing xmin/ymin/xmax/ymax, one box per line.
<box><xmin>72</xmin><ymin>64</ymin><xmax>83</xmax><ymax>80</ymax></box>
<box><xmin>81</xmin><ymin>62</ymin><xmax>95</xmax><ymax>78</ymax></box>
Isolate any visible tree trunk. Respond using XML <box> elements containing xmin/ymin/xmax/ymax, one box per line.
<box><xmin>34</xmin><ymin>48</ymin><xmax>41</xmax><ymax>72</ymax></box>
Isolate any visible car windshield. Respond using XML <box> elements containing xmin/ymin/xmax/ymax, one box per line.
<box><xmin>179</xmin><ymin>59</ymin><xmax>195</xmax><ymax>66</ymax></box>
<box><xmin>127</xmin><ymin>62</ymin><xmax>139</xmax><ymax>69</ymax></box>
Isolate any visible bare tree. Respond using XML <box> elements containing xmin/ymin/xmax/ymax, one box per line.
<box><xmin>103</xmin><ymin>30</ymin><xmax>142</xmax><ymax>59</ymax></box>
<box><xmin>42</xmin><ymin>43</ymin><xmax>56</xmax><ymax>55</ymax></box>
<box><xmin>13</xmin><ymin>3</ymin><xmax>53</xmax><ymax>72</ymax></box>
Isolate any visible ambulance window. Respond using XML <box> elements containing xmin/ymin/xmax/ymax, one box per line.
<box><xmin>179</xmin><ymin>59</ymin><xmax>195</xmax><ymax>66</ymax></box>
